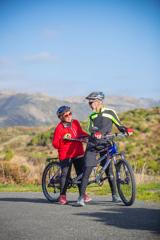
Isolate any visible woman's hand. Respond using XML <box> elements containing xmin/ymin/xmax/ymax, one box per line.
<box><xmin>63</xmin><ymin>133</ymin><xmax>71</xmax><ymax>140</ymax></box>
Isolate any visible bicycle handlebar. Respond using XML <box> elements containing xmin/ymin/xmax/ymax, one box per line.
<box><xmin>103</xmin><ymin>132</ymin><xmax>128</xmax><ymax>140</ymax></box>
<box><xmin>64</xmin><ymin>132</ymin><xmax>129</xmax><ymax>142</ymax></box>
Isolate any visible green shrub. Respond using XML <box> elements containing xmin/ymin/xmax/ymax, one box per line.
<box><xmin>148</xmin><ymin>160</ymin><xmax>159</xmax><ymax>174</ymax></box>
<box><xmin>4</xmin><ymin>148</ymin><xmax>14</xmax><ymax>161</ymax></box>
<box><xmin>133</xmin><ymin>159</ymin><xmax>146</xmax><ymax>173</ymax></box>
<box><xmin>20</xmin><ymin>165</ymin><xmax>30</xmax><ymax>174</ymax></box>
<box><xmin>28</xmin><ymin>130</ymin><xmax>53</xmax><ymax>146</ymax></box>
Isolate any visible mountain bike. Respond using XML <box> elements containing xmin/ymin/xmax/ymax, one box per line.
<box><xmin>42</xmin><ymin>133</ymin><xmax>136</xmax><ymax>206</ymax></box>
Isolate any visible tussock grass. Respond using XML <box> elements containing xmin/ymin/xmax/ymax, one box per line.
<box><xmin>0</xmin><ymin>107</ymin><xmax>160</xmax><ymax>204</ymax></box>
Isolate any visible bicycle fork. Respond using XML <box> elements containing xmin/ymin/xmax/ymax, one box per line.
<box><xmin>115</xmin><ymin>154</ymin><xmax>130</xmax><ymax>184</ymax></box>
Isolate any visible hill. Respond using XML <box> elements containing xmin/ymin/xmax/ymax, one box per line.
<box><xmin>0</xmin><ymin>107</ymin><xmax>159</xmax><ymax>185</ymax></box>
<box><xmin>119</xmin><ymin>107</ymin><xmax>160</xmax><ymax>176</ymax></box>
<box><xmin>0</xmin><ymin>91</ymin><xmax>159</xmax><ymax>127</ymax></box>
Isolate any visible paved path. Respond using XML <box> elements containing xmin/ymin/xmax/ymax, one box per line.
<box><xmin>0</xmin><ymin>192</ymin><xmax>160</xmax><ymax>240</ymax></box>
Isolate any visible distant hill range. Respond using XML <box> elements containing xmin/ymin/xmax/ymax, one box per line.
<box><xmin>0</xmin><ymin>91</ymin><xmax>159</xmax><ymax>127</ymax></box>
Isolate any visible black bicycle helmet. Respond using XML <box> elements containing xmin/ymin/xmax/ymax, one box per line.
<box><xmin>56</xmin><ymin>105</ymin><xmax>71</xmax><ymax>117</ymax></box>
<box><xmin>85</xmin><ymin>91</ymin><xmax>105</xmax><ymax>101</ymax></box>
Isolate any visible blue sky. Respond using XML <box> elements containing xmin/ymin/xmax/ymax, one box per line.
<box><xmin>0</xmin><ymin>0</ymin><xmax>160</xmax><ymax>99</ymax></box>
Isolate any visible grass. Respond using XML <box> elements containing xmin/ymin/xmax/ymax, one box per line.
<box><xmin>136</xmin><ymin>182</ymin><xmax>160</xmax><ymax>202</ymax></box>
<box><xmin>0</xmin><ymin>183</ymin><xmax>41</xmax><ymax>192</ymax></box>
<box><xmin>0</xmin><ymin>182</ymin><xmax>160</xmax><ymax>203</ymax></box>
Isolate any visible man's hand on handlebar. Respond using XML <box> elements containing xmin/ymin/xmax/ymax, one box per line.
<box><xmin>93</xmin><ymin>131</ymin><xmax>102</xmax><ymax>139</ymax></box>
<box><xmin>125</xmin><ymin>128</ymin><xmax>134</xmax><ymax>136</ymax></box>
<box><xmin>119</xmin><ymin>126</ymin><xmax>134</xmax><ymax>136</ymax></box>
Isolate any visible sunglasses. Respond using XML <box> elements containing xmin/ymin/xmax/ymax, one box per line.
<box><xmin>89</xmin><ymin>101</ymin><xmax>95</xmax><ymax>105</ymax></box>
<box><xmin>63</xmin><ymin>112</ymin><xmax>72</xmax><ymax>118</ymax></box>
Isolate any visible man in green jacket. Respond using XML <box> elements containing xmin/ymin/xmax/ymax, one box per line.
<box><xmin>77</xmin><ymin>91</ymin><xmax>129</xmax><ymax>206</ymax></box>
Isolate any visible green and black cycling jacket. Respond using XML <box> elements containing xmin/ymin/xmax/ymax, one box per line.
<box><xmin>88</xmin><ymin>107</ymin><xmax>125</xmax><ymax>135</ymax></box>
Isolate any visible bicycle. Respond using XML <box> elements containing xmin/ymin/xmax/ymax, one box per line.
<box><xmin>42</xmin><ymin>133</ymin><xmax>136</xmax><ymax>206</ymax></box>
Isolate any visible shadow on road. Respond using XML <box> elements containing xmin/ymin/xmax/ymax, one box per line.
<box><xmin>74</xmin><ymin>207</ymin><xmax>160</xmax><ymax>234</ymax></box>
<box><xmin>69</xmin><ymin>200</ymin><xmax>122</xmax><ymax>207</ymax></box>
<box><xmin>0</xmin><ymin>197</ymin><xmax>51</xmax><ymax>204</ymax></box>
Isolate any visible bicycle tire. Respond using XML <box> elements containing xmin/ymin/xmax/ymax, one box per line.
<box><xmin>116</xmin><ymin>159</ymin><xmax>136</xmax><ymax>206</ymax></box>
<box><xmin>42</xmin><ymin>162</ymin><xmax>61</xmax><ymax>202</ymax></box>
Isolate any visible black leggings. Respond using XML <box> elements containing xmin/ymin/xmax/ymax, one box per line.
<box><xmin>80</xmin><ymin>167</ymin><xmax>93</xmax><ymax>197</ymax></box>
<box><xmin>79</xmin><ymin>159</ymin><xmax>117</xmax><ymax>198</ymax></box>
<box><xmin>100</xmin><ymin>159</ymin><xmax>117</xmax><ymax>196</ymax></box>
<box><xmin>60</xmin><ymin>157</ymin><xmax>84</xmax><ymax>195</ymax></box>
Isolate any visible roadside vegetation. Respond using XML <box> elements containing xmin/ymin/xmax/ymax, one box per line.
<box><xmin>0</xmin><ymin>107</ymin><xmax>160</xmax><ymax>202</ymax></box>
<box><xmin>0</xmin><ymin>182</ymin><xmax>159</xmax><ymax>203</ymax></box>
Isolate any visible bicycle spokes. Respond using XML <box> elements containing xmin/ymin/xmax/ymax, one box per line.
<box><xmin>42</xmin><ymin>162</ymin><xmax>61</xmax><ymax>202</ymax></box>
<box><xmin>117</xmin><ymin>165</ymin><xmax>130</xmax><ymax>184</ymax></box>
<box><xmin>116</xmin><ymin>160</ymin><xmax>136</xmax><ymax>206</ymax></box>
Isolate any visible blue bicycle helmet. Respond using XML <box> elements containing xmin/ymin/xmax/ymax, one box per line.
<box><xmin>85</xmin><ymin>91</ymin><xmax>105</xmax><ymax>101</ymax></box>
<box><xmin>56</xmin><ymin>105</ymin><xmax>71</xmax><ymax>117</ymax></box>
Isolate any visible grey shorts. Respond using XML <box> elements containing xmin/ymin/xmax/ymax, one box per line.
<box><xmin>84</xmin><ymin>149</ymin><xmax>97</xmax><ymax>167</ymax></box>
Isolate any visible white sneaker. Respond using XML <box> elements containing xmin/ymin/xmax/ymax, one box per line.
<box><xmin>112</xmin><ymin>195</ymin><xmax>121</xmax><ymax>203</ymax></box>
<box><xmin>77</xmin><ymin>197</ymin><xmax>85</xmax><ymax>206</ymax></box>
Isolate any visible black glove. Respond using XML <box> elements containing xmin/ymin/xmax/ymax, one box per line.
<box><xmin>119</xmin><ymin>126</ymin><xmax>134</xmax><ymax>135</ymax></box>
<box><xmin>118</xmin><ymin>126</ymin><xmax>128</xmax><ymax>134</ymax></box>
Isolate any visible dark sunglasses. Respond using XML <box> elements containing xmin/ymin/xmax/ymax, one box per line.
<box><xmin>63</xmin><ymin>112</ymin><xmax>72</xmax><ymax>118</ymax></box>
<box><xmin>89</xmin><ymin>101</ymin><xmax>95</xmax><ymax>105</ymax></box>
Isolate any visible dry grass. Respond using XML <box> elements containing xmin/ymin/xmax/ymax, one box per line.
<box><xmin>0</xmin><ymin>107</ymin><xmax>159</xmax><ymax>185</ymax></box>
<box><xmin>135</xmin><ymin>173</ymin><xmax>160</xmax><ymax>184</ymax></box>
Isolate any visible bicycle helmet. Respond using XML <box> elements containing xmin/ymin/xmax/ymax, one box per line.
<box><xmin>85</xmin><ymin>91</ymin><xmax>105</xmax><ymax>101</ymax></box>
<box><xmin>56</xmin><ymin>105</ymin><xmax>71</xmax><ymax>117</ymax></box>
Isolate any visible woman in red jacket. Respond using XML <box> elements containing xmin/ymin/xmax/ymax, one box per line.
<box><xmin>52</xmin><ymin>105</ymin><xmax>91</xmax><ymax>205</ymax></box>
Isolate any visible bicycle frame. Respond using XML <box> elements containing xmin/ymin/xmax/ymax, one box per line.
<box><xmin>42</xmin><ymin>131</ymin><xmax>136</xmax><ymax>206</ymax></box>
<box><xmin>69</xmin><ymin>141</ymin><xmax>120</xmax><ymax>187</ymax></box>
<box><xmin>46</xmin><ymin>133</ymin><xmax>127</xmax><ymax>188</ymax></box>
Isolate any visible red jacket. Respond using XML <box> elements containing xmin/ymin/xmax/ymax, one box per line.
<box><xmin>52</xmin><ymin>119</ymin><xmax>88</xmax><ymax>160</ymax></box>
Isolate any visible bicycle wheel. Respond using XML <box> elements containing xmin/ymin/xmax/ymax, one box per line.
<box><xmin>42</xmin><ymin>162</ymin><xmax>61</xmax><ymax>202</ymax></box>
<box><xmin>116</xmin><ymin>159</ymin><xmax>136</xmax><ymax>206</ymax></box>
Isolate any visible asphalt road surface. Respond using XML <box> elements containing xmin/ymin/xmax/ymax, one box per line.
<box><xmin>0</xmin><ymin>192</ymin><xmax>160</xmax><ymax>240</ymax></box>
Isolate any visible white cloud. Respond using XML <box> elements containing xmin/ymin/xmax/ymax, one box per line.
<box><xmin>24</xmin><ymin>51</ymin><xmax>55</xmax><ymax>62</ymax></box>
